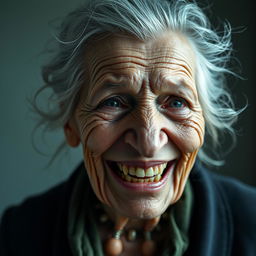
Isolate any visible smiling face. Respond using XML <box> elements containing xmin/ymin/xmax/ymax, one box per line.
<box><xmin>64</xmin><ymin>31</ymin><xmax>205</xmax><ymax>219</ymax></box>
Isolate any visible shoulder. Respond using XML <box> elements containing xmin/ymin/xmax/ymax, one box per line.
<box><xmin>192</xmin><ymin>161</ymin><xmax>256</xmax><ymax>210</ymax></box>
<box><xmin>191</xmin><ymin>162</ymin><xmax>256</xmax><ymax>246</ymax></box>
<box><xmin>1</xmin><ymin>178</ymin><xmax>68</xmax><ymax>232</ymax></box>
<box><xmin>206</xmin><ymin>166</ymin><xmax>256</xmax><ymax>218</ymax></box>
<box><xmin>187</xmin><ymin>163</ymin><xmax>256</xmax><ymax>255</ymax></box>
<box><xmin>208</xmin><ymin>168</ymin><xmax>256</xmax><ymax>234</ymax></box>
<box><xmin>0</xmin><ymin>163</ymin><xmax>82</xmax><ymax>255</ymax></box>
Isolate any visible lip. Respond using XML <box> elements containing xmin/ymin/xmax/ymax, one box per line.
<box><xmin>106</xmin><ymin>160</ymin><xmax>176</xmax><ymax>192</ymax></box>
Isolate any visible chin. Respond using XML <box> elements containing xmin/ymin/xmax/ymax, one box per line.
<box><xmin>106</xmin><ymin>175</ymin><xmax>175</xmax><ymax>220</ymax></box>
<box><xmin>118</xmin><ymin>198</ymin><xmax>171</xmax><ymax>219</ymax></box>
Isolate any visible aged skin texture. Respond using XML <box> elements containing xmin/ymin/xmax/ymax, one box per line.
<box><xmin>64</xmin><ymin>31</ymin><xmax>205</xmax><ymax>220</ymax></box>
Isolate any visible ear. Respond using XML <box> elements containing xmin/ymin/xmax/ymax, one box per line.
<box><xmin>64</xmin><ymin>118</ymin><xmax>80</xmax><ymax>147</ymax></box>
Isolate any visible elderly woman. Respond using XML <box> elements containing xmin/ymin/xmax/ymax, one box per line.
<box><xmin>1</xmin><ymin>0</ymin><xmax>256</xmax><ymax>255</ymax></box>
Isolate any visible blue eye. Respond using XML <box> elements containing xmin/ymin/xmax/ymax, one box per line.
<box><xmin>169</xmin><ymin>98</ymin><xmax>185</xmax><ymax>108</ymax></box>
<box><xmin>103</xmin><ymin>98</ymin><xmax>121</xmax><ymax>108</ymax></box>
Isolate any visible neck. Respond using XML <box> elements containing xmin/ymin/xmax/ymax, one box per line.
<box><xmin>102</xmin><ymin>204</ymin><xmax>161</xmax><ymax>231</ymax></box>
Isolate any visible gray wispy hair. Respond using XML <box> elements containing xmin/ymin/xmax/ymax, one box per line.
<box><xmin>32</xmin><ymin>0</ymin><xmax>242</xmax><ymax>166</ymax></box>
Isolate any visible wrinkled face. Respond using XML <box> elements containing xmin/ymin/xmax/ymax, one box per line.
<box><xmin>65</xmin><ymin>31</ymin><xmax>204</xmax><ymax>219</ymax></box>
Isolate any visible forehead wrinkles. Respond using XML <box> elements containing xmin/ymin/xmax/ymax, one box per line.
<box><xmin>88</xmin><ymin>54</ymin><xmax>147</xmax><ymax>86</ymax></box>
<box><xmin>86</xmin><ymin>42</ymin><xmax>195</xmax><ymax>85</ymax></box>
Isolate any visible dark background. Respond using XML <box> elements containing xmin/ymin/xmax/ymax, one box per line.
<box><xmin>199</xmin><ymin>0</ymin><xmax>256</xmax><ymax>185</ymax></box>
<box><xmin>0</xmin><ymin>0</ymin><xmax>255</xmax><ymax>215</ymax></box>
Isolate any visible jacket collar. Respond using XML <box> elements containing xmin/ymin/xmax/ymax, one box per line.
<box><xmin>187</xmin><ymin>161</ymin><xmax>233</xmax><ymax>256</ymax></box>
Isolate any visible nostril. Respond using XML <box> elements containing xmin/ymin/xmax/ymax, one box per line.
<box><xmin>123</xmin><ymin>128</ymin><xmax>168</xmax><ymax>157</ymax></box>
<box><xmin>124</xmin><ymin>131</ymin><xmax>164</xmax><ymax>157</ymax></box>
<box><xmin>159</xmin><ymin>130</ymin><xmax>169</xmax><ymax>147</ymax></box>
<box><xmin>124</xmin><ymin>130</ymin><xmax>137</xmax><ymax>149</ymax></box>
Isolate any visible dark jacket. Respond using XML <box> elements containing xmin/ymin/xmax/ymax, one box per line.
<box><xmin>1</xmin><ymin>162</ymin><xmax>256</xmax><ymax>255</ymax></box>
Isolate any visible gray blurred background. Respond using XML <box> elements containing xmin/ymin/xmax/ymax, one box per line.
<box><xmin>0</xmin><ymin>0</ymin><xmax>255</xmax><ymax>216</ymax></box>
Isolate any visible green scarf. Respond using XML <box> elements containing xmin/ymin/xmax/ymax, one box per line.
<box><xmin>68</xmin><ymin>170</ymin><xmax>193</xmax><ymax>256</ymax></box>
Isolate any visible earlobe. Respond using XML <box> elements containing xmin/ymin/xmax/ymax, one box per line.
<box><xmin>64</xmin><ymin>120</ymin><xmax>80</xmax><ymax>147</ymax></box>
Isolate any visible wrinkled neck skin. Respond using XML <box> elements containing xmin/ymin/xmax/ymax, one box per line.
<box><xmin>68</xmin><ymin>31</ymin><xmax>205</xmax><ymax>227</ymax></box>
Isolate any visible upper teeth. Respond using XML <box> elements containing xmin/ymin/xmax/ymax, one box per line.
<box><xmin>117</xmin><ymin>163</ymin><xmax>167</xmax><ymax>178</ymax></box>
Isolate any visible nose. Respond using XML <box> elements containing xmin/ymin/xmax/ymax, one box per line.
<box><xmin>124</xmin><ymin>110</ymin><xmax>168</xmax><ymax>158</ymax></box>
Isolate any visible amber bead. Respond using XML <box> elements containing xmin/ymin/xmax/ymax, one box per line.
<box><xmin>104</xmin><ymin>238</ymin><xmax>123</xmax><ymax>256</ymax></box>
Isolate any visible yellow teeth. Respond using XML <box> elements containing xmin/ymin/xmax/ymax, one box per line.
<box><xmin>117</xmin><ymin>163</ymin><xmax>167</xmax><ymax>183</ymax></box>
<box><xmin>145</xmin><ymin>167</ymin><xmax>154</xmax><ymax>177</ymax></box>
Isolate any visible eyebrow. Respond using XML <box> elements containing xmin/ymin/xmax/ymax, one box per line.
<box><xmin>162</xmin><ymin>78</ymin><xmax>198</xmax><ymax>103</ymax></box>
<box><xmin>98</xmin><ymin>83</ymin><xmax>127</xmax><ymax>90</ymax></box>
<box><xmin>89</xmin><ymin>81</ymin><xmax>130</xmax><ymax>103</ymax></box>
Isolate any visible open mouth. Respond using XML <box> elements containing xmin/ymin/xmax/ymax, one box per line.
<box><xmin>107</xmin><ymin>161</ymin><xmax>174</xmax><ymax>183</ymax></box>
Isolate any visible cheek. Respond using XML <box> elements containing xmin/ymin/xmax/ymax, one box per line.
<box><xmin>166</xmin><ymin>117</ymin><xmax>205</xmax><ymax>153</ymax></box>
<box><xmin>75</xmin><ymin>107</ymin><xmax>117</xmax><ymax>154</ymax></box>
<box><xmin>82</xmin><ymin>117</ymin><xmax>126</xmax><ymax>157</ymax></box>
<box><xmin>86</xmin><ymin>124</ymin><xmax>115</xmax><ymax>154</ymax></box>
